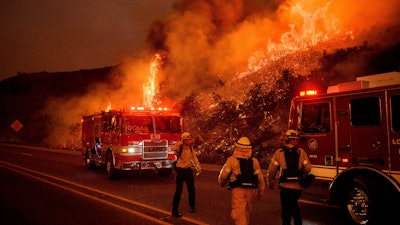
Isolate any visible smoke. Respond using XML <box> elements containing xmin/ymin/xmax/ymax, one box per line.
<box><xmin>153</xmin><ymin>0</ymin><xmax>282</xmax><ymax>99</ymax></box>
<box><xmin>43</xmin><ymin>0</ymin><xmax>400</xmax><ymax>148</ymax></box>
<box><xmin>42</xmin><ymin>56</ymin><xmax>154</xmax><ymax>147</ymax></box>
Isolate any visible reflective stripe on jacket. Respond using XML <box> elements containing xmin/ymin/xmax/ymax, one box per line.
<box><xmin>267</xmin><ymin>144</ymin><xmax>311</xmax><ymax>190</ymax></box>
<box><xmin>218</xmin><ymin>156</ymin><xmax>265</xmax><ymax>192</ymax></box>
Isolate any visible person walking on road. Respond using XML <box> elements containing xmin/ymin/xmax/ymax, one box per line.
<box><xmin>172</xmin><ymin>132</ymin><xmax>201</xmax><ymax>218</ymax></box>
<box><xmin>218</xmin><ymin>137</ymin><xmax>265</xmax><ymax>225</ymax></box>
<box><xmin>266</xmin><ymin>129</ymin><xmax>312</xmax><ymax>225</ymax></box>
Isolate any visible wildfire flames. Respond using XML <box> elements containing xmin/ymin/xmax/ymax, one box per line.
<box><xmin>139</xmin><ymin>0</ymin><xmax>398</xmax><ymax>106</ymax></box>
<box><xmin>244</xmin><ymin>2</ymin><xmax>346</xmax><ymax>78</ymax></box>
<box><xmin>143</xmin><ymin>53</ymin><xmax>162</xmax><ymax>107</ymax></box>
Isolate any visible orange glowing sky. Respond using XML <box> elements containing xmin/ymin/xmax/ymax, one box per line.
<box><xmin>0</xmin><ymin>0</ymin><xmax>174</xmax><ymax>81</ymax></box>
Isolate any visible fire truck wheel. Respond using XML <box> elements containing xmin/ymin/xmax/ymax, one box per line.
<box><xmin>105</xmin><ymin>152</ymin><xmax>116</xmax><ymax>180</ymax></box>
<box><xmin>342</xmin><ymin>176</ymin><xmax>381</xmax><ymax>225</ymax></box>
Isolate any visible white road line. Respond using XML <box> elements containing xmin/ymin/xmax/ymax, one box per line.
<box><xmin>20</xmin><ymin>152</ymin><xmax>34</xmax><ymax>156</ymax></box>
<box><xmin>0</xmin><ymin>161</ymin><xmax>208</xmax><ymax>225</ymax></box>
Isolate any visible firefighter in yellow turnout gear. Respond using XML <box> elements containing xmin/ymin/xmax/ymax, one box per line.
<box><xmin>218</xmin><ymin>137</ymin><xmax>265</xmax><ymax>225</ymax></box>
<box><xmin>172</xmin><ymin>132</ymin><xmax>201</xmax><ymax>218</ymax></box>
<box><xmin>267</xmin><ymin>130</ymin><xmax>312</xmax><ymax>225</ymax></box>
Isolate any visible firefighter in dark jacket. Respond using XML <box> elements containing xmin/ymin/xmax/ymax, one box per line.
<box><xmin>171</xmin><ymin>132</ymin><xmax>201</xmax><ymax>218</ymax></box>
<box><xmin>218</xmin><ymin>137</ymin><xmax>265</xmax><ymax>225</ymax></box>
<box><xmin>267</xmin><ymin>130</ymin><xmax>311</xmax><ymax>225</ymax></box>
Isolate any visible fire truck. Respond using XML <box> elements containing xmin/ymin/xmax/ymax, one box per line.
<box><xmin>81</xmin><ymin>107</ymin><xmax>182</xmax><ymax>180</ymax></box>
<box><xmin>288</xmin><ymin>71</ymin><xmax>400</xmax><ymax>224</ymax></box>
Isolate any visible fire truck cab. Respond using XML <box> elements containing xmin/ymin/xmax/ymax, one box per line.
<box><xmin>81</xmin><ymin>107</ymin><xmax>182</xmax><ymax>179</ymax></box>
<box><xmin>288</xmin><ymin>71</ymin><xmax>400</xmax><ymax>224</ymax></box>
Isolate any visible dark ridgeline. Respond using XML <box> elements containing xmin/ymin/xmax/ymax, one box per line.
<box><xmin>0</xmin><ymin>67</ymin><xmax>114</xmax><ymax>146</ymax></box>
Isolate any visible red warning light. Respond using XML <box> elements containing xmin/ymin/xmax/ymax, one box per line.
<box><xmin>300</xmin><ymin>90</ymin><xmax>317</xmax><ymax>96</ymax></box>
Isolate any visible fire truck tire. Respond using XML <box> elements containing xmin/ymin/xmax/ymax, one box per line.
<box><xmin>342</xmin><ymin>176</ymin><xmax>382</xmax><ymax>225</ymax></box>
<box><xmin>105</xmin><ymin>152</ymin><xmax>116</xmax><ymax>180</ymax></box>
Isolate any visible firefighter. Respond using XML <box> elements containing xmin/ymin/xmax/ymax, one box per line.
<box><xmin>218</xmin><ymin>137</ymin><xmax>265</xmax><ymax>225</ymax></box>
<box><xmin>267</xmin><ymin>129</ymin><xmax>312</xmax><ymax>225</ymax></box>
<box><xmin>171</xmin><ymin>132</ymin><xmax>201</xmax><ymax>218</ymax></box>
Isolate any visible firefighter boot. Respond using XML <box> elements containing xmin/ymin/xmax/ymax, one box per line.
<box><xmin>172</xmin><ymin>209</ymin><xmax>182</xmax><ymax>218</ymax></box>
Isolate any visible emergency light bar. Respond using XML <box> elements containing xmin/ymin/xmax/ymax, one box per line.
<box><xmin>299</xmin><ymin>90</ymin><xmax>317</xmax><ymax>96</ymax></box>
<box><xmin>130</xmin><ymin>106</ymin><xmax>169</xmax><ymax>111</ymax></box>
<box><xmin>150</xmin><ymin>107</ymin><xmax>169</xmax><ymax>111</ymax></box>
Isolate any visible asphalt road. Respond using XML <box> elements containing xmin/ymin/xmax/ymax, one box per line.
<box><xmin>0</xmin><ymin>144</ymin><xmax>350</xmax><ymax>225</ymax></box>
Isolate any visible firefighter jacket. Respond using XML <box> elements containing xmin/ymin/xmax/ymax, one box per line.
<box><xmin>173</xmin><ymin>142</ymin><xmax>201</xmax><ymax>174</ymax></box>
<box><xmin>267</xmin><ymin>143</ymin><xmax>311</xmax><ymax>190</ymax></box>
<box><xmin>218</xmin><ymin>147</ymin><xmax>265</xmax><ymax>194</ymax></box>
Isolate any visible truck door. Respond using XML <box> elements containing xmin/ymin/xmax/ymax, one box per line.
<box><xmin>389</xmin><ymin>91</ymin><xmax>400</xmax><ymax>173</ymax></box>
<box><xmin>298</xmin><ymin>100</ymin><xmax>336</xmax><ymax>180</ymax></box>
<box><xmin>110</xmin><ymin>115</ymin><xmax>120</xmax><ymax>146</ymax></box>
<box><xmin>93</xmin><ymin>116</ymin><xmax>103</xmax><ymax>158</ymax></box>
<box><xmin>348</xmin><ymin>92</ymin><xmax>389</xmax><ymax>170</ymax></box>
<box><xmin>334</xmin><ymin>96</ymin><xmax>352</xmax><ymax>169</ymax></box>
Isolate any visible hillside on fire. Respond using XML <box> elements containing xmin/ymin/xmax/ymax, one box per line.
<box><xmin>1</xmin><ymin>41</ymin><xmax>399</xmax><ymax>166</ymax></box>
<box><xmin>1</xmin><ymin>0</ymin><xmax>399</xmax><ymax>166</ymax></box>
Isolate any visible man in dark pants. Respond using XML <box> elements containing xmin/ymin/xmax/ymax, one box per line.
<box><xmin>280</xmin><ymin>188</ymin><xmax>302</xmax><ymax>225</ymax></box>
<box><xmin>267</xmin><ymin>129</ymin><xmax>311</xmax><ymax>225</ymax></box>
<box><xmin>172</xmin><ymin>132</ymin><xmax>201</xmax><ymax>218</ymax></box>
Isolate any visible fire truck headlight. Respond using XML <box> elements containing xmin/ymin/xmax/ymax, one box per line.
<box><xmin>125</xmin><ymin>147</ymin><xmax>140</xmax><ymax>153</ymax></box>
<box><xmin>122</xmin><ymin>148</ymin><xmax>137</xmax><ymax>153</ymax></box>
<box><xmin>154</xmin><ymin>161</ymin><xmax>162</xmax><ymax>168</ymax></box>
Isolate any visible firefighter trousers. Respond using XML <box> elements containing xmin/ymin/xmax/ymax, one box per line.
<box><xmin>231</xmin><ymin>187</ymin><xmax>257</xmax><ymax>225</ymax></box>
<box><xmin>280</xmin><ymin>187</ymin><xmax>302</xmax><ymax>225</ymax></box>
<box><xmin>172</xmin><ymin>168</ymin><xmax>195</xmax><ymax>212</ymax></box>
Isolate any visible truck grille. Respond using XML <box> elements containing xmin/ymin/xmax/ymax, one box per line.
<box><xmin>142</xmin><ymin>139</ymin><xmax>168</xmax><ymax>160</ymax></box>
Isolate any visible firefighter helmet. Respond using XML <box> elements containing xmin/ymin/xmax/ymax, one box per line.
<box><xmin>181</xmin><ymin>132</ymin><xmax>192</xmax><ymax>141</ymax></box>
<box><xmin>234</xmin><ymin>137</ymin><xmax>252</xmax><ymax>149</ymax></box>
<box><xmin>285</xmin><ymin>129</ymin><xmax>300</xmax><ymax>139</ymax></box>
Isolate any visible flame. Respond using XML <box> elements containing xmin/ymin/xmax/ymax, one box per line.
<box><xmin>105</xmin><ymin>103</ymin><xmax>112</xmax><ymax>112</ymax></box>
<box><xmin>143</xmin><ymin>53</ymin><xmax>162</xmax><ymax>107</ymax></box>
<box><xmin>242</xmin><ymin>2</ymin><xmax>352</xmax><ymax>78</ymax></box>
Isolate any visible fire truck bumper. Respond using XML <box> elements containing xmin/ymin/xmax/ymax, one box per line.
<box><xmin>121</xmin><ymin>160</ymin><xmax>174</xmax><ymax>171</ymax></box>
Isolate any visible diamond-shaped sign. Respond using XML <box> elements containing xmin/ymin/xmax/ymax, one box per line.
<box><xmin>11</xmin><ymin>120</ymin><xmax>23</xmax><ymax>132</ymax></box>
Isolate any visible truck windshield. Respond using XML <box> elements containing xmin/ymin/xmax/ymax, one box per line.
<box><xmin>122</xmin><ymin>116</ymin><xmax>181</xmax><ymax>134</ymax></box>
<box><xmin>154</xmin><ymin>116</ymin><xmax>181</xmax><ymax>133</ymax></box>
<box><xmin>301</xmin><ymin>102</ymin><xmax>331</xmax><ymax>133</ymax></box>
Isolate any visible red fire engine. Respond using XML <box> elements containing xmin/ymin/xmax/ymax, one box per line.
<box><xmin>288</xmin><ymin>71</ymin><xmax>400</xmax><ymax>224</ymax></box>
<box><xmin>81</xmin><ymin>107</ymin><xmax>182</xmax><ymax>179</ymax></box>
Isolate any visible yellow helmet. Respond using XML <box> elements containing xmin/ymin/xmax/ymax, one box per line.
<box><xmin>285</xmin><ymin>129</ymin><xmax>300</xmax><ymax>139</ymax></box>
<box><xmin>181</xmin><ymin>132</ymin><xmax>192</xmax><ymax>141</ymax></box>
<box><xmin>234</xmin><ymin>137</ymin><xmax>252</xmax><ymax>149</ymax></box>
